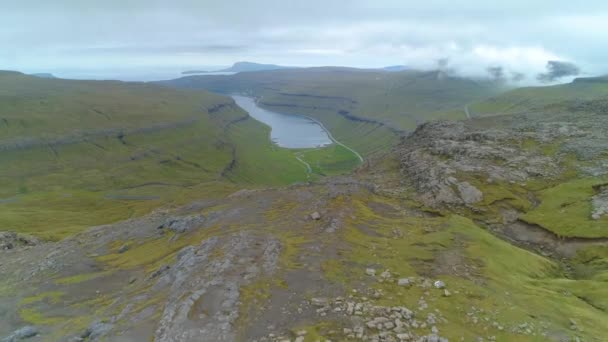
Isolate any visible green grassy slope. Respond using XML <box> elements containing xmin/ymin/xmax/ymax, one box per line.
<box><xmin>469</xmin><ymin>76</ymin><xmax>608</xmax><ymax>117</ymax></box>
<box><xmin>0</xmin><ymin>71</ymin><xmax>345</xmax><ymax>240</ymax></box>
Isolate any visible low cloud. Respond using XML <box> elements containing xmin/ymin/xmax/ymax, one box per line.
<box><xmin>510</xmin><ymin>72</ymin><xmax>526</xmax><ymax>82</ymax></box>
<box><xmin>537</xmin><ymin>61</ymin><xmax>580</xmax><ymax>82</ymax></box>
<box><xmin>486</xmin><ymin>66</ymin><xmax>505</xmax><ymax>82</ymax></box>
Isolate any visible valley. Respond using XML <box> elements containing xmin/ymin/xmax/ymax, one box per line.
<box><xmin>1</xmin><ymin>69</ymin><xmax>607</xmax><ymax>342</ymax></box>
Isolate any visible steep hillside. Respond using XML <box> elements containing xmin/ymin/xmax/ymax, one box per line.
<box><xmin>0</xmin><ymin>72</ymin><xmax>325</xmax><ymax>240</ymax></box>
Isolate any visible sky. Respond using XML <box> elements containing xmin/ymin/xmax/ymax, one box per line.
<box><xmin>2</xmin><ymin>0</ymin><xmax>608</xmax><ymax>81</ymax></box>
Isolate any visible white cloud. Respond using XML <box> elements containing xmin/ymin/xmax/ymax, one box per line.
<box><xmin>2</xmin><ymin>1</ymin><xmax>607</xmax><ymax>81</ymax></box>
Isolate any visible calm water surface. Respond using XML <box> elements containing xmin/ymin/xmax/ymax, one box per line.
<box><xmin>231</xmin><ymin>95</ymin><xmax>332</xmax><ymax>149</ymax></box>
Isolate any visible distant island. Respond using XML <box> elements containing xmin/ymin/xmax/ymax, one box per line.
<box><xmin>382</xmin><ymin>65</ymin><xmax>408</xmax><ymax>72</ymax></box>
<box><xmin>183</xmin><ymin>61</ymin><xmax>296</xmax><ymax>74</ymax></box>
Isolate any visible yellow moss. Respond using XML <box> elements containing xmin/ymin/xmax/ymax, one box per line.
<box><xmin>54</xmin><ymin>271</ymin><xmax>112</xmax><ymax>285</ymax></box>
<box><xmin>18</xmin><ymin>307</ymin><xmax>65</xmax><ymax>325</ymax></box>
<box><xmin>21</xmin><ymin>291</ymin><xmax>64</xmax><ymax>305</ymax></box>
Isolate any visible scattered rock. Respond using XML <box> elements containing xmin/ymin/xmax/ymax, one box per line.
<box><xmin>310</xmin><ymin>212</ymin><xmax>322</xmax><ymax>220</ymax></box>
<box><xmin>311</xmin><ymin>298</ymin><xmax>329</xmax><ymax>307</ymax></box>
<box><xmin>366</xmin><ymin>268</ymin><xmax>376</xmax><ymax>277</ymax></box>
<box><xmin>380</xmin><ymin>270</ymin><xmax>392</xmax><ymax>279</ymax></box>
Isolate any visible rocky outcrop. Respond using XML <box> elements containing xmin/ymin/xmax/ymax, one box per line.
<box><xmin>153</xmin><ymin>231</ymin><xmax>281</xmax><ymax>342</ymax></box>
<box><xmin>0</xmin><ymin>232</ymin><xmax>39</xmax><ymax>250</ymax></box>
<box><xmin>397</xmin><ymin>121</ymin><xmax>559</xmax><ymax>208</ymax></box>
<box><xmin>157</xmin><ymin>214</ymin><xmax>207</xmax><ymax>233</ymax></box>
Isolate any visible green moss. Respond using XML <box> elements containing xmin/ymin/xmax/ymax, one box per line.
<box><xmin>522</xmin><ymin>177</ymin><xmax>608</xmax><ymax>238</ymax></box>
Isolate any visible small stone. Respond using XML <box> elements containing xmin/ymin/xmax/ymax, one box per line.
<box><xmin>295</xmin><ymin>337</ymin><xmax>305</xmax><ymax>342</ymax></box>
<box><xmin>433</xmin><ymin>280</ymin><xmax>446</xmax><ymax>289</ymax></box>
<box><xmin>346</xmin><ymin>302</ymin><xmax>355</xmax><ymax>315</ymax></box>
<box><xmin>380</xmin><ymin>270</ymin><xmax>392</xmax><ymax>279</ymax></box>
<box><xmin>310</xmin><ymin>212</ymin><xmax>321</xmax><ymax>220</ymax></box>
<box><xmin>297</xmin><ymin>330</ymin><xmax>307</xmax><ymax>336</ymax></box>
<box><xmin>311</xmin><ymin>298</ymin><xmax>328</xmax><ymax>307</ymax></box>
<box><xmin>117</xmin><ymin>244</ymin><xmax>129</xmax><ymax>254</ymax></box>
<box><xmin>398</xmin><ymin>278</ymin><xmax>411</xmax><ymax>287</ymax></box>
<box><xmin>443</xmin><ymin>289</ymin><xmax>451</xmax><ymax>297</ymax></box>
<box><xmin>366</xmin><ymin>268</ymin><xmax>376</xmax><ymax>276</ymax></box>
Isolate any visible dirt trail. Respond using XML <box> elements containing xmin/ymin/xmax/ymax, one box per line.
<box><xmin>464</xmin><ymin>104</ymin><xmax>472</xmax><ymax>119</ymax></box>
<box><xmin>306</xmin><ymin>116</ymin><xmax>364</xmax><ymax>163</ymax></box>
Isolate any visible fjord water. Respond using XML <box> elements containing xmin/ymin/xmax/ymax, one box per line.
<box><xmin>231</xmin><ymin>95</ymin><xmax>332</xmax><ymax>148</ymax></box>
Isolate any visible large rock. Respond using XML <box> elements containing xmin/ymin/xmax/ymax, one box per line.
<box><xmin>2</xmin><ymin>326</ymin><xmax>38</xmax><ymax>341</ymax></box>
<box><xmin>457</xmin><ymin>181</ymin><xmax>483</xmax><ymax>204</ymax></box>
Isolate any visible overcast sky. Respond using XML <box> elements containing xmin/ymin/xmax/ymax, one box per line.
<box><xmin>2</xmin><ymin>0</ymin><xmax>608</xmax><ymax>81</ymax></box>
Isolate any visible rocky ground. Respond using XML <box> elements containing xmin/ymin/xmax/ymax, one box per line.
<box><xmin>2</xmin><ymin>107</ymin><xmax>608</xmax><ymax>341</ymax></box>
